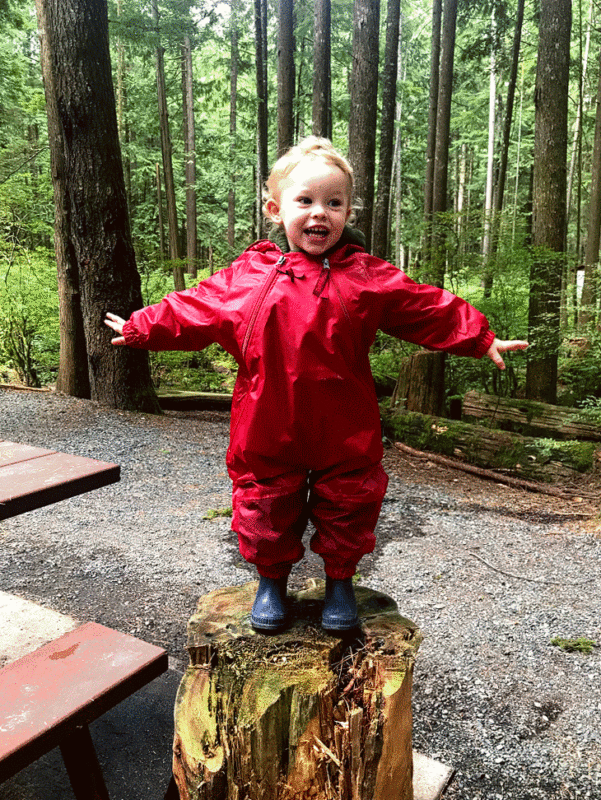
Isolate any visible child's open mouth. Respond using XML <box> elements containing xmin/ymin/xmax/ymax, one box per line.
<box><xmin>305</xmin><ymin>227</ymin><xmax>329</xmax><ymax>239</ymax></box>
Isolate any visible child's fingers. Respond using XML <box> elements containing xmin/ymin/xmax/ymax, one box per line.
<box><xmin>104</xmin><ymin>312</ymin><xmax>126</xmax><ymax>334</ymax></box>
<box><xmin>497</xmin><ymin>340</ymin><xmax>529</xmax><ymax>353</ymax></box>
<box><xmin>111</xmin><ymin>335</ymin><xmax>127</xmax><ymax>346</ymax></box>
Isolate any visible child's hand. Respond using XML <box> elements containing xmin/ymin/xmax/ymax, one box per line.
<box><xmin>486</xmin><ymin>337</ymin><xmax>529</xmax><ymax>370</ymax></box>
<box><xmin>104</xmin><ymin>312</ymin><xmax>127</xmax><ymax>346</ymax></box>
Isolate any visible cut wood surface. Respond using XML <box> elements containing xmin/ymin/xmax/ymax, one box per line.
<box><xmin>172</xmin><ymin>580</ymin><xmax>422</xmax><ymax>800</ymax></box>
<box><xmin>462</xmin><ymin>391</ymin><xmax>601</xmax><ymax>441</ymax></box>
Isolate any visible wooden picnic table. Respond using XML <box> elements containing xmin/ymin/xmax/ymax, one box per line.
<box><xmin>0</xmin><ymin>440</ymin><xmax>120</xmax><ymax>520</ymax></box>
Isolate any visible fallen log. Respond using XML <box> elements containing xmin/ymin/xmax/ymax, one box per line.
<box><xmin>393</xmin><ymin>442</ymin><xmax>584</xmax><ymax>499</ymax></box>
<box><xmin>462</xmin><ymin>391</ymin><xmax>601</xmax><ymax>442</ymax></box>
<box><xmin>172</xmin><ymin>580</ymin><xmax>422</xmax><ymax>800</ymax></box>
<box><xmin>381</xmin><ymin>406</ymin><xmax>599</xmax><ymax>482</ymax></box>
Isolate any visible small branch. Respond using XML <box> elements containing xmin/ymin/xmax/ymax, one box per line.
<box><xmin>392</xmin><ymin>441</ymin><xmax>587</xmax><ymax>499</ymax></box>
<box><xmin>468</xmin><ymin>550</ymin><xmax>595</xmax><ymax>587</ymax></box>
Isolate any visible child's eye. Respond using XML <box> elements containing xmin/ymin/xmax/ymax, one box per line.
<box><xmin>296</xmin><ymin>196</ymin><xmax>311</xmax><ymax>205</ymax></box>
<box><xmin>329</xmin><ymin>199</ymin><xmax>342</xmax><ymax>208</ymax></box>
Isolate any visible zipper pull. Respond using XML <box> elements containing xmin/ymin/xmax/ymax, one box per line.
<box><xmin>313</xmin><ymin>259</ymin><xmax>331</xmax><ymax>297</ymax></box>
<box><xmin>276</xmin><ymin>255</ymin><xmax>286</xmax><ymax>267</ymax></box>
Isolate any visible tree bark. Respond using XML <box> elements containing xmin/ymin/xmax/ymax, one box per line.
<box><xmin>372</xmin><ymin>0</ymin><xmax>401</xmax><ymax>260</ymax></box>
<box><xmin>526</xmin><ymin>0</ymin><xmax>571</xmax><ymax>403</ymax></box>
<box><xmin>35</xmin><ymin>0</ymin><xmax>160</xmax><ymax>412</ymax></box>
<box><xmin>422</xmin><ymin>0</ymin><xmax>442</xmax><ymax>269</ymax></box>
<box><xmin>580</xmin><ymin>45</ymin><xmax>601</xmax><ymax>328</ymax></box>
<box><xmin>255</xmin><ymin>0</ymin><xmax>269</xmax><ymax>239</ymax></box>
<box><xmin>228</xmin><ymin>0</ymin><xmax>239</xmax><ymax>252</ymax></box>
<box><xmin>429</xmin><ymin>0</ymin><xmax>458</xmax><ymax>289</ymax></box>
<box><xmin>462</xmin><ymin>390</ymin><xmax>601</xmax><ymax>442</ymax></box>
<box><xmin>173</xmin><ymin>580</ymin><xmax>421</xmax><ymax>800</ymax></box>
<box><xmin>182</xmin><ymin>34</ymin><xmax>197</xmax><ymax>279</ymax></box>
<box><xmin>390</xmin><ymin>350</ymin><xmax>445</xmax><ymax>417</ymax></box>
<box><xmin>153</xmin><ymin>0</ymin><xmax>185</xmax><ymax>291</ymax></box>
<box><xmin>35</xmin><ymin>0</ymin><xmax>90</xmax><ymax>398</ymax></box>
<box><xmin>277</xmin><ymin>0</ymin><xmax>295</xmax><ymax>157</ymax></box>
<box><xmin>348</xmin><ymin>0</ymin><xmax>380</xmax><ymax>248</ymax></box>
<box><xmin>312</xmin><ymin>0</ymin><xmax>331</xmax><ymax>139</ymax></box>
<box><xmin>382</xmin><ymin>408</ymin><xmax>597</xmax><ymax>482</ymax></box>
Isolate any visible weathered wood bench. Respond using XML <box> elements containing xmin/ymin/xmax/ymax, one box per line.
<box><xmin>0</xmin><ymin>621</ymin><xmax>170</xmax><ymax>799</ymax></box>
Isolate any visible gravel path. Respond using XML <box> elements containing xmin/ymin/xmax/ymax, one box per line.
<box><xmin>1</xmin><ymin>387</ymin><xmax>600</xmax><ymax>799</ymax></box>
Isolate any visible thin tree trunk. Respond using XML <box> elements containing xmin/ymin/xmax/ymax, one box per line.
<box><xmin>156</xmin><ymin>162</ymin><xmax>165</xmax><ymax>261</ymax></box>
<box><xmin>481</xmin><ymin>12</ymin><xmax>496</xmax><ymax>290</ymax></box>
<box><xmin>153</xmin><ymin>0</ymin><xmax>184</xmax><ymax>291</ymax></box>
<box><xmin>182</xmin><ymin>34</ymin><xmax>197</xmax><ymax>278</ymax></box>
<box><xmin>580</xmin><ymin>45</ymin><xmax>601</xmax><ymax>328</ymax></box>
<box><xmin>430</xmin><ymin>0</ymin><xmax>458</xmax><ymax>288</ymax></box>
<box><xmin>422</xmin><ymin>0</ymin><xmax>442</xmax><ymax>268</ymax></box>
<box><xmin>277</xmin><ymin>0</ymin><xmax>295</xmax><ymax>156</ymax></box>
<box><xmin>372</xmin><ymin>0</ymin><xmax>401</xmax><ymax>260</ymax></box>
<box><xmin>312</xmin><ymin>0</ymin><xmax>331</xmax><ymax>138</ymax></box>
<box><xmin>255</xmin><ymin>0</ymin><xmax>268</xmax><ymax>239</ymax></box>
<box><xmin>228</xmin><ymin>0</ymin><xmax>239</xmax><ymax>252</ymax></box>
<box><xmin>526</xmin><ymin>0</ymin><xmax>571</xmax><ymax>403</ymax></box>
<box><xmin>348</xmin><ymin>0</ymin><xmax>380</xmax><ymax>248</ymax></box>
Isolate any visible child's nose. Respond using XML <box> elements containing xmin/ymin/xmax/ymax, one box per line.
<box><xmin>311</xmin><ymin>202</ymin><xmax>326</xmax><ymax>217</ymax></box>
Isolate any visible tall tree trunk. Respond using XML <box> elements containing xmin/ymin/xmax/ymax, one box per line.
<box><xmin>580</xmin><ymin>45</ymin><xmax>601</xmax><ymax>328</ymax></box>
<box><xmin>429</xmin><ymin>0</ymin><xmax>458</xmax><ymax>288</ymax></box>
<box><xmin>156</xmin><ymin>162</ymin><xmax>165</xmax><ymax>262</ymax></box>
<box><xmin>153</xmin><ymin>0</ymin><xmax>184</xmax><ymax>291</ymax></box>
<box><xmin>35</xmin><ymin>0</ymin><xmax>160</xmax><ymax>412</ymax></box>
<box><xmin>255</xmin><ymin>0</ymin><xmax>269</xmax><ymax>239</ymax></box>
<box><xmin>182</xmin><ymin>34</ymin><xmax>197</xmax><ymax>278</ymax></box>
<box><xmin>372</xmin><ymin>0</ymin><xmax>401</xmax><ymax>260</ymax></box>
<box><xmin>277</xmin><ymin>0</ymin><xmax>295</xmax><ymax>156</ymax></box>
<box><xmin>481</xmin><ymin>11</ymin><xmax>496</xmax><ymax>294</ymax></box>
<box><xmin>228</xmin><ymin>0</ymin><xmax>239</xmax><ymax>252</ymax></box>
<box><xmin>422</xmin><ymin>0</ymin><xmax>442</xmax><ymax>269</ymax></box>
<box><xmin>526</xmin><ymin>0</ymin><xmax>571</xmax><ymax>403</ymax></box>
<box><xmin>312</xmin><ymin>0</ymin><xmax>331</xmax><ymax>138</ymax></box>
<box><xmin>487</xmin><ymin>0</ymin><xmax>525</xmax><ymax>285</ymax></box>
<box><xmin>35</xmin><ymin>0</ymin><xmax>90</xmax><ymax>398</ymax></box>
<box><xmin>348</xmin><ymin>0</ymin><xmax>380</xmax><ymax>248</ymax></box>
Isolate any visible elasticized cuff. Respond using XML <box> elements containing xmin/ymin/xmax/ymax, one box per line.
<box><xmin>475</xmin><ymin>329</ymin><xmax>495</xmax><ymax>359</ymax></box>
<box><xmin>122</xmin><ymin>318</ymin><xmax>148</xmax><ymax>348</ymax></box>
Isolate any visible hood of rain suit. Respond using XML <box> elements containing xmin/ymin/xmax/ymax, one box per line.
<box><xmin>122</xmin><ymin>239</ymin><xmax>494</xmax><ymax>478</ymax></box>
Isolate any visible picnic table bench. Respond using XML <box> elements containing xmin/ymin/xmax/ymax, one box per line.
<box><xmin>0</xmin><ymin>623</ymin><xmax>169</xmax><ymax>799</ymax></box>
<box><xmin>0</xmin><ymin>440</ymin><xmax>120</xmax><ymax>520</ymax></box>
<box><xmin>0</xmin><ymin>439</ymin><xmax>177</xmax><ymax>798</ymax></box>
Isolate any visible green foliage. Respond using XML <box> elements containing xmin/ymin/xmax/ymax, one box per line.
<box><xmin>0</xmin><ymin>244</ymin><xmax>59</xmax><ymax>386</ymax></box>
<box><xmin>550</xmin><ymin>637</ymin><xmax>597</xmax><ymax>655</ymax></box>
<box><xmin>203</xmin><ymin>506</ymin><xmax>233</xmax><ymax>520</ymax></box>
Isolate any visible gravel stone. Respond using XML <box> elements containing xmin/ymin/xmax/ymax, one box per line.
<box><xmin>1</xmin><ymin>387</ymin><xmax>600</xmax><ymax>799</ymax></box>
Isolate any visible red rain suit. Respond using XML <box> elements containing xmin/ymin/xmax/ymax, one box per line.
<box><xmin>122</xmin><ymin>239</ymin><xmax>495</xmax><ymax>579</ymax></box>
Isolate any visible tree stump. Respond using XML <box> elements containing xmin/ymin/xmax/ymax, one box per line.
<box><xmin>390</xmin><ymin>350</ymin><xmax>445</xmax><ymax>416</ymax></box>
<box><xmin>172</xmin><ymin>580</ymin><xmax>422</xmax><ymax>800</ymax></box>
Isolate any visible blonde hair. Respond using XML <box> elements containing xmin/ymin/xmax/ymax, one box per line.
<box><xmin>262</xmin><ymin>137</ymin><xmax>354</xmax><ymax>217</ymax></box>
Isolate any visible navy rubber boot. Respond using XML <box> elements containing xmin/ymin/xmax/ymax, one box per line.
<box><xmin>322</xmin><ymin>577</ymin><xmax>359</xmax><ymax>632</ymax></box>
<box><xmin>251</xmin><ymin>576</ymin><xmax>289</xmax><ymax>632</ymax></box>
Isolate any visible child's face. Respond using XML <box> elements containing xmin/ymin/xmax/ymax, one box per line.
<box><xmin>266</xmin><ymin>159</ymin><xmax>351</xmax><ymax>256</ymax></box>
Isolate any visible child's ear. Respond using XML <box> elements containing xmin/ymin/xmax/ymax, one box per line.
<box><xmin>265</xmin><ymin>198</ymin><xmax>282</xmax><ymax>224</ymax></box>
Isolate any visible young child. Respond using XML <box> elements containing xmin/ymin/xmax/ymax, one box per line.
<box><xmin>105</xmin><ymin>137</ymin><xmax>527</xmax><ymax>635</ymax></box>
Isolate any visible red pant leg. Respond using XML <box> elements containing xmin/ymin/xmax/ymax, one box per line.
<box><xmin>308</xmin><ymin>462</ymin><xmax>388</xmax><ymax>579</ymax></box>
<box><xmin>231</xmin><ymin>470</ymin><xmax>309</xmax><ymax>578</ymax></box>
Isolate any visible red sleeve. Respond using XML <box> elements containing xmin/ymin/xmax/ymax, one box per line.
<box><xmin>122</xmin><ymin>267</ymin><xmax>234</xmax><ymax>353</ymax></box>
<box><xmin>375</xmin><ymin>261</ymin><xmax>495</xmax><ymax>359</ymax></box>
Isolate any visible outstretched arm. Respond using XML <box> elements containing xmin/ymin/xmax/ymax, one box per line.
<box><xmin>104</xmin><ymin>312</ymin><xmax>126</xmax><ymax>346</ymax></box>
<box><xmin>486</xmin><ymin>338</ymin><xmax>529</xmax><ymax>370</ymax></box>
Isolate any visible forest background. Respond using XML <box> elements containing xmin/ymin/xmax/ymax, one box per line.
<box><xmin>0</xmin><ymin>0</ymin><xmax>599</xmax><ymax>418</ymax></box>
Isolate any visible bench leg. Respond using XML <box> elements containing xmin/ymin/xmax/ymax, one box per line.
<box><xmin>59</xmin><ymin>724</ymin><xmax>111</xmax><ymax>800</ymax></box>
